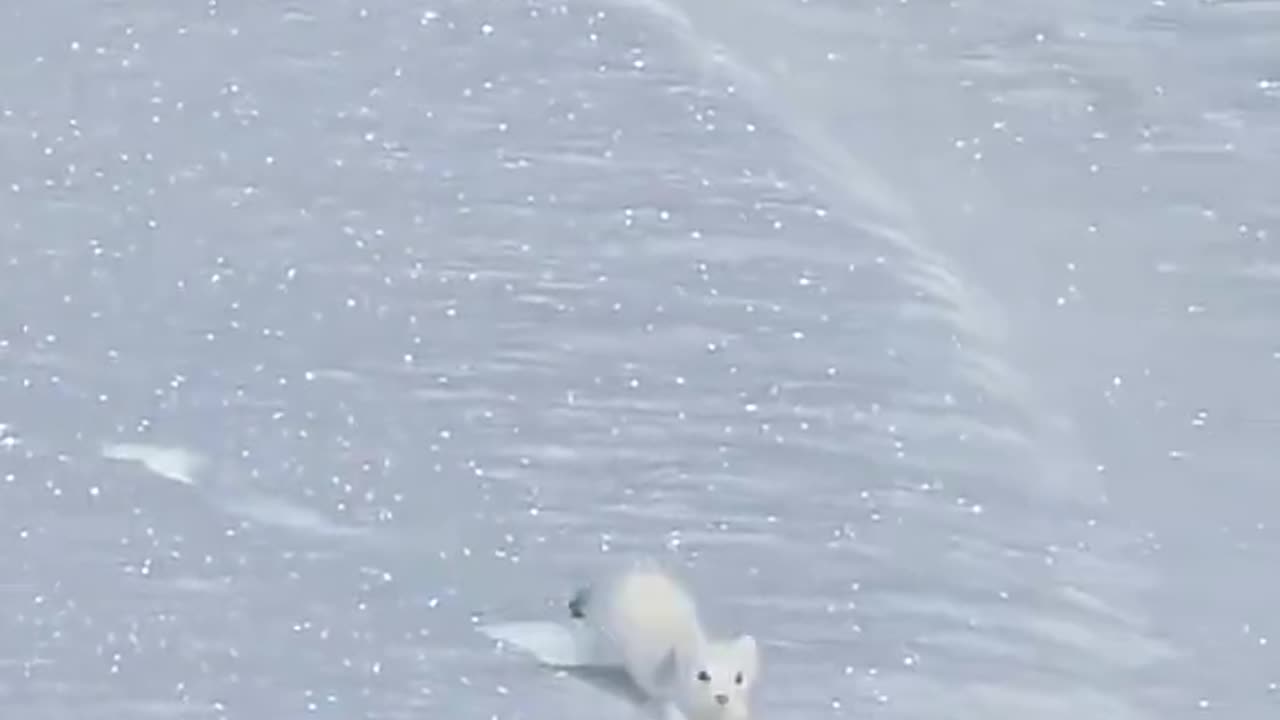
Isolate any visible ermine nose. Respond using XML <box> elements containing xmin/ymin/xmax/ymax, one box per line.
<box><xmin>715</xmin><ymin>693</ymin><xmax>729</xmax><ymax>705</ymax></box>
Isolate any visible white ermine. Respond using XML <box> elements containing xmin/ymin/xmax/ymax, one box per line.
<box><xmin>479</xmin><ymin>561</ymin><xmax>761</xmax><ymax>720</ymax></box>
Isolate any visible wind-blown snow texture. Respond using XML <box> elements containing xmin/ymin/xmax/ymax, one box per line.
<box><xmin>1</xmin><ymin>1</ymin><xmax>1276</xmax><ymax>718</ymax></box>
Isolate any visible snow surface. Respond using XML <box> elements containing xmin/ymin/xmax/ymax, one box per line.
<box><xmin>1</xmin><ymin>0</ymin><xmax>1277</xmax><ymax>718</ymax></box>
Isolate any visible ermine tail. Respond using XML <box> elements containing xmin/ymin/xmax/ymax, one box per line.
<box><xmin>568</xmin><ymin>586</ymin><xmax>591</xmax><ymax>620</ymax></box>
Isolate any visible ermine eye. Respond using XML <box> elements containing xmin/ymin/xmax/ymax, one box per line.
<box><xmin>696</xmin><ymin>670</ymin><xmax>711</xmax><ymax>682</ymax></box>
<box><xmin>734</xmin><ymin>672</ymin><xmax>744</xmax><ymax>685</ymax></box>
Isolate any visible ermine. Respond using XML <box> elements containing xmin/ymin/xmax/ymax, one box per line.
<box><xmin>479</xmin><ymin>561</ymin><xmax>761</xmax><ymax>720</ymax></box>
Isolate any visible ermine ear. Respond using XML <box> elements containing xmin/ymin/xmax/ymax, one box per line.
<box><xmin>732</xmin><ymin>634</ymin><xmax>760</xmax><ymax>680</ymax></box>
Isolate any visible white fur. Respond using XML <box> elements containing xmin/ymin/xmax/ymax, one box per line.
<box><xmin>479</xmin><ymin>563</ymin><xmax>761</xmax><ymax>720</ymax></box>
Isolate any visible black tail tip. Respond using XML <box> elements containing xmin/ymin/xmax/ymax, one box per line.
<box><xmin>568</xmin><ymin>586</ymin><xmax>591</xmax><ymax>619</ymax></box>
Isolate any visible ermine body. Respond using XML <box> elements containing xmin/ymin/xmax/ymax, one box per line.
<box><xmin>480</xmin><ymin>562</ymin><xmax>761</xmax><ymax>720</ymax></box>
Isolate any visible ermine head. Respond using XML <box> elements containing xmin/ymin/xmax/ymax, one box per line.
<box><xmin>675</xmin><ymin>635</ymin><xmax>760</xmax><ymax>720</ymax></box>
